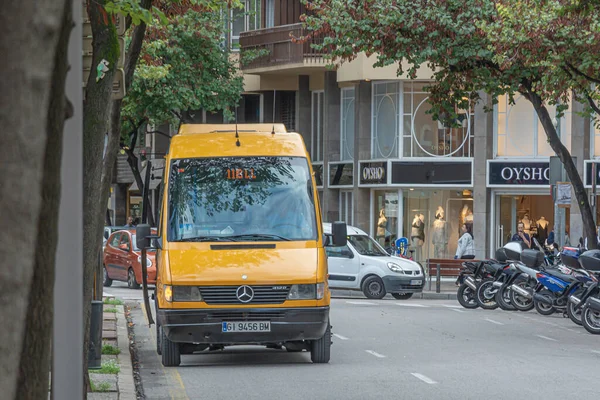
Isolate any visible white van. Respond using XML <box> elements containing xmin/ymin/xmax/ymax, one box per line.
<box><xmin>323</xmin><ymin>223</ymin><xmax>425</xmax><ymax>299</ymax></box>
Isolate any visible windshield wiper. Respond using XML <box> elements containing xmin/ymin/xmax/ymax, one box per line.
<box><xmin>173</xmin><ymin>236</ymin><xmax>235</xmax><ymax>242</ymax></box>
<box><xmin>228</xmin><ymin>233</ymin><xmax>291</xmax><ymax>241</ymax></box>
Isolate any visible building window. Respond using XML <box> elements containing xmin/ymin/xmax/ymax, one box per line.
<box><xmin>229</xmin><ymin>1</ymin><xmax>261</xmax><ymax>51</ymax></box>
<box><xmin>341</xmin><ymin>87</ymin><xmax>355</xmax><ymax>161</ymax></box>
<box><xmin>402</xmin><ymin>81</ymin><xmax>474</xmax><ymax>158</ymax></box>
<box><xmin>265</xmin><ymin>0</ymin><xmax>275</xmax><ymax>28</ymax></box>
<box><xmin>495</xmin><ymin>94</ymin><xmax>572</xmax><ymax>157</ymax></box>
<box><xmin>339</xmin><ymin>191</ymin><xmax>354</xmax><ymax>225</ymax></box>
<box><xmin>311</xmin><ymin>91</ymin><xmax>324</xmax><ymax>162</ymax></box>
<box><xmin>372</xmin><ymin>82</ymin><xmax>400</xmax><ymax>159</ymax></box>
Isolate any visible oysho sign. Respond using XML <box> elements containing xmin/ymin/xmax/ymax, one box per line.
<box><xmin>488</xmin><ymin>161</ymin><xmax>550</xmax><ymax>186</ymax></box>
<box><xmin>359</xmin><ymin>161</ymin><xmax>387</xmax><ymax>185</ymax></box>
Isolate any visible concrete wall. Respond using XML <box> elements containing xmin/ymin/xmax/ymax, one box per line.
<box><xmin>473</xmin><ymin>93</ymin><xmax>494</xmax><ymax>258</ymax></box>
<box><xmin>322</xmin><ymin>71</ymin><xmax>341</xmax><ymax>222</ymax></box>
<box><xmin>353</xmin><ymin>81</ymin><xmax>372</xmax><ymax>232</ymax></box>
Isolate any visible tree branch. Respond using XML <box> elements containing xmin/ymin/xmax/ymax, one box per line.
<box><xmin>566</xmin><ymin>62</ymin><xmax>600</xmax><ymax>85</ymax></box>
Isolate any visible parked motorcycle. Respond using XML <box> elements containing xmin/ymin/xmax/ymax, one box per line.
<box><xmin>566</xmin><ymin>249</ymin><xmax>600</xmax><ymax>329</ymax></box>
<box><xmin>456</xmin><ymin>261</ymin><xmax>493</xmax><ymax>309</ymax></box>
<box><xmin>474</xmin><ymin>256</ymin><xmax>512</xmax><ymax>310</ymax></box>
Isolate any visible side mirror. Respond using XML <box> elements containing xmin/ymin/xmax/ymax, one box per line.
<box><xmin>332</xmin><ymin>221</ymin><xmax>347</xmax><ymax>247</ymax></box>
<box><xmin>136</xmin><ymin>224</ymin><xmax>151</xmax><ymax>249</ymax></box>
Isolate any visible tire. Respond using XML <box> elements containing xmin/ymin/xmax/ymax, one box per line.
<box><xmin>127</xmin><ymin>268</ymin><xmax>140</xmax><ymax>289</ymax></box>
<box><xmin>310</xmin><ymin>323</ymin><xmax>331</xmax><ymax>363</ymax></box>
<box><xmin>496</xmin><ymin>285</ymin><xmax>516</xmax><ymax>311</ymax></box>
<box><xmin>392</xmin><ymin>293</ymin><xmax>413</xmax><ymax>300</ymax></box>
<box><xmin>534</xmin><ymin>290</ymin><xmax>556</xmax><ymax>316</ymax></box>
<box><xmin>362</xmin><ymin>276</ymin><xmax>386</xmax><ymax>299</ymax></box>
<box><xmin>509</xmin><ymin>280</ymin><xmax>535</xmax><ymax>312</ymax></box>
<box><xmin>161</xmin><ymin>325</ymin><xmax>181</xmax><ymax>366</ymax></box>
<box><xmin>475</xmin><ymin>278</ymin><xmax>499</xmax><ymax>310</ymax></box>
<box><xmin>457</xmin><ymin>283</ymin><xmax>478</xmax><ymax>309</ymax></box>
<box><xmin>103</xmin><ymin>266</ymin><xmax>113</xmax><ymax>287</ymax></box>
<box><xmin>581</xmin><ymin>304</ymin><xmax>600</xmax><ymax>334</ymax></box>
<box><xmin>567</xmin><ymin>300</ymin><xmax>583</xmax><ymax>326</ymax></box>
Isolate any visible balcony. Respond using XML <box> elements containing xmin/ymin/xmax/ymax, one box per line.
<box><xmin>239</xmin><ymin>23</ymin><xmax>326</xmax><ymax>74</ymax></box>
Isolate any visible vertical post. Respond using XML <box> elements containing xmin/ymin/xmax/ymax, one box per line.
<box><xmin>53</xmin><ymin>0</ymin><xmax>83</xmax><ymax>397</ymax></box>
<box><xmin>436</xmin><ymin>264</ymin><xmax>441</xmax><ymax>293</ymax></box>
<box><xmin>427</xmin><ymin>260</ymin><xmax>432</xmax><ymax>291</ymax></box>
<box><xmin>592</xmin><ymin>162</ymin><xmax>597</xmax><ymax>228</ymax></box>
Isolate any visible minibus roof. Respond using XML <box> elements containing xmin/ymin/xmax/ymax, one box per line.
<box><xmin>169</xmin><ymin>124</ymin><xmax>308</xmax><ymax>159</ymax></box>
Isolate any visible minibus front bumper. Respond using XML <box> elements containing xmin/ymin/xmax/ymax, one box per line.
<box><xmin>157</xmin><ymin>306</ymin><xmax>329</xmax><ymax>344</ymax></box>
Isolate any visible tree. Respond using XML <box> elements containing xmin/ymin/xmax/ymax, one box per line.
<box><xmin>301</xmin><ymin>0</ymin><xmax>600</xmax><ymax>248</ymax></box>
<box><xmin>0</xmin><ymin>0</ymin><xmax>71</xmax><ymax>399</ymax></box>
<box><xmin>118</xmin><ymin>5</ymin><xmax>247</xmax><ymax>219</ymax></box>
<box><xmin>82</xmin><ymin>0</ymin><xmax>240</xmax><ymax>395</ymax></box>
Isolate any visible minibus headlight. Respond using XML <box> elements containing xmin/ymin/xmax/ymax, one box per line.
<box><xmin>164</xmin><ymin>285</ymin><xmax>173</xmax><ymax>302</ymax></box>
<box><xmin>172</xmin><ymin>286</ymin><xmax>202</xmax><ymax>302</ymax></box>
<box><xmin>288</xmin><ymin>284</ymin><xmax>317</xmax><ymax>300</ymax></box>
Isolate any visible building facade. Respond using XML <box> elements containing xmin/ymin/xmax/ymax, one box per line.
<box><xmin>235</xmin><ymin>0</ymin><xmax>600</xmax><ymax>263</ymax></box>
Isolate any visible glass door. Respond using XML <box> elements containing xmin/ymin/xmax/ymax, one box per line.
<box><xmin>495</xmin><ymin>195</ymin><xmax>516</xmax><ymax>249</ymax></box>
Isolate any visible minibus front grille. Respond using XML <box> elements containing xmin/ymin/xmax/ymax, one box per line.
<box><xmin>206</xmin><ymin>311</ymin><xmax>287</xmax><ymax>321</ymax></box>
<box><xmin>199</xmin><ymin>286</ymin><xmax>291</xmax><ymax>305</ymax></box>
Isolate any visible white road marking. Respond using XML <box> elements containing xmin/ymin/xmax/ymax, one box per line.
<box><xmin>536</xmin><ymin>335</ymin><xmax>557</xmax><ymax>342</ymax></box>
<box><xmin>333</xmin><ymin>333</ymin><xmax>349</xmax><ymax>340</ymax></box>
<box><xmin>103</xmin><ymin>291</ymin><xmax>112</xmax><ymax>296</ymax></box>
<box><xmin>346</xmin><ymin>301</ymin><xmax>376</xmax><ymax>305</ymax></box>
<box><xmin>443</xmin><ymin>305</ymin><xmax>463</xmax><ymax>309</ymax></box>
<box><xmin>591</xmin><ymin>350</ymin><xmax>600</xmax><ymax>355</ymax></box>
<box><xmin>484</xmin><ymin>318</ymin><xmax>504</xmax><ymax>326</ymax></box>
<box><xmin>567</xmin><ymin>329</ymin><xmax>580</xmax><ymax>334</ymax></box>
<box><xmin>365</xmin><ymin>350</ymin><xmax>386</xmax><ymax>358</ymax></box>
<box><xmin>411</xmin><ymin>373</ymin><xmax>437</xmax><ymax>384</ymax></box>
<box><xmin>451</xmin><ymin>308</ymin><xmax>466</xmax><ymax>313</ymax></box>
<box><xmin>395</xmin><ymin>303</ymin><xmax>429</xmax><ymax>308</ymax></box>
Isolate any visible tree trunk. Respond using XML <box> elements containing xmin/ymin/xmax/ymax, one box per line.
<box><xmin>83</xmin><ymin>0</ymin><xmax>120</xmax><ymax>394</ymax></box>
<box><xmin>0</xmin><ymin>0</ymin><xmax>66</xmax><ymax>398</ymax></box>
<box><xmin>15</xmin><ymin>0</ymin><xmax>72</xmax><ymax>398</ymax></box>
<box><xmin>126</xmin><ymin>149</ymin><xmax>156</xmax><ymax>226</ymax></box>
<box><xmin>527</xmin><ymin>90</ymin><xmax>598</xmax><ymax>249</ymax></box>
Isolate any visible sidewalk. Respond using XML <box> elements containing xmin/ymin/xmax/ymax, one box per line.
<box><xmin>88</xmin><ymin>299</ymin><xmax>136</xmax><ymax>400</ymax></box>
<box><xmin>331</xmin><ymin>278</ymin><xmax>457</xmax><ymax>300</ymax></box>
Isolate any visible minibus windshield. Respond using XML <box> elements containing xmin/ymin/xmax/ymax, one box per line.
<box><xmin>168</xmin><ymin>156</ymin><xmax>318</xmax><ymax>242</ymax></box>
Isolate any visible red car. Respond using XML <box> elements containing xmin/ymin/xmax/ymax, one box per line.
<box><xmin>103</xmin><ymin>229</ymin><xmax>157</xmax><ymax>289</ymax></box>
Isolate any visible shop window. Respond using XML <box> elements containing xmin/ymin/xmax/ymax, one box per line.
<box><xmin>373</xmin><ymin>190</ymin><xmax>400</xmax><ymax>247</ymax></box>
<box><xmin>495</xmin><ymin>94</ymin><xmax>572</xmax><ymax>157</ymax></box>
<box><xmin>311</xmin><ymin>91</ymin><xmax>324</xmax><ymax>162</ymax></box>
<box><xmin>402</xmin><ymin>189</ymin><xmax>473</xmax><ymax>264</ymax></box>
<box><xmin>341</xmin><ymin>88</ymin><xmax>355</xmax><ymax>161</ymax></box>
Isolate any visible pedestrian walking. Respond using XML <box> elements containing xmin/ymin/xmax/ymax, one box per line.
<box><xmin>454</xmin><ymin>221</ymin><xmax>475</xmax><ymax>260</ymax></box>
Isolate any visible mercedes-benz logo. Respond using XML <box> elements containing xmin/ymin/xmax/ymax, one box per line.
<box><xmin>236</xmin><ymin>285</ymin><xmax>254</xmax><ymax>303</ymax></box>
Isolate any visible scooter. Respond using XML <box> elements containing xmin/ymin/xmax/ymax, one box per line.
<box><xmin>566</xmin><ymin>249</ymin><xmax>600</xmax><ymax>328</ymax></box>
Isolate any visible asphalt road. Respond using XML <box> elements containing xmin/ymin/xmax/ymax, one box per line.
<box><xmin>125</xmin><ymin>297</ymin><xmax>600</xmax><ymax>400</ymax></box>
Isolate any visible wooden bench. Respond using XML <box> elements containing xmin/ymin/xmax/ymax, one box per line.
<box><xmin>426</xmin><ymin>258</ymin><xmax>481</xmax><ymax>292</ymax></box>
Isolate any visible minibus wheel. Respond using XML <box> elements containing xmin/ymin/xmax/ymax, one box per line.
<box><xmin>161</xmin><ymin>326</ymin><xmax>181</xmax><ymax>367</ymax></box>
<box><xmin>310</xmin><ymin>323</ymin><xmax>331</xmax><ymax>363</ymax></box>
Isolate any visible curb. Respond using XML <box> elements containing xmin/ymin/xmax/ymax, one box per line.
<box><xmin>116</xmin><ymin>305</ymin><xmax>136</xmax><ymax>400</ymax></box>
<box><xmin>331</xmin><ymin>290</ymin><xmax>457</xmax><ymax>301</ymax></box>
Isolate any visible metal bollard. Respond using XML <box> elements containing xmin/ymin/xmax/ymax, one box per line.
<box><xmin>427</xmin><ymin>260</ymin><xmax>432</xmax><ymax>291</ymax></box>
<box><xmin>436</xmin><ymin>264</ymin><xmax>441</xmax><ymax>293</ymax></box>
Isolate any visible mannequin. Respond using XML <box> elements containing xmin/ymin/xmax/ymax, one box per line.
<box><xmin>431</xmin><ymin>206</ymin><xmax>448</xmax><ymax>258</ymax></box>
<box><xmin>536</xmin><ymin>216</ymin><xmax>548</xmax><ymax>244</ymax></box>
<box><xmin>522</xmin><ymin>213</ymin><xmax>532</xmax><ymax>235</ymax></box>
<box><xmin>460</xmin><ymin>205</ymin><xmax>473</xmax><ymax>233</ymax></box>
<box><xmin>411</xmin><ymin>213</ymin><xmax>425</xmax><ymax>261</ymax></box>
<box><xmin>377</xmin><ymin>208</ymin><xmax>387</xmax><ymax>246</ymax></box>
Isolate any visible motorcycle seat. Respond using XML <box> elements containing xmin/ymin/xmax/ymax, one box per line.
<box><xmin>544</xmin><ymin>268</ymin><xmax>577</xmax><ymax>283</ymax></box>
<box><xmin>485</xmin><ymin>262</ymin><xmax>507</xmax><ymax>274</ymax></box>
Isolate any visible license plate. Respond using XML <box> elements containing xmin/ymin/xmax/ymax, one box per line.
<box><xmin>222</xmin><ymin>321</ymin><xmax>271</xmax><ymax>333</ymax></box>
<box><xmin>410</xmin><ymin>280</ymin><xmax>423</xmax><ymax>286</ymax></box>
